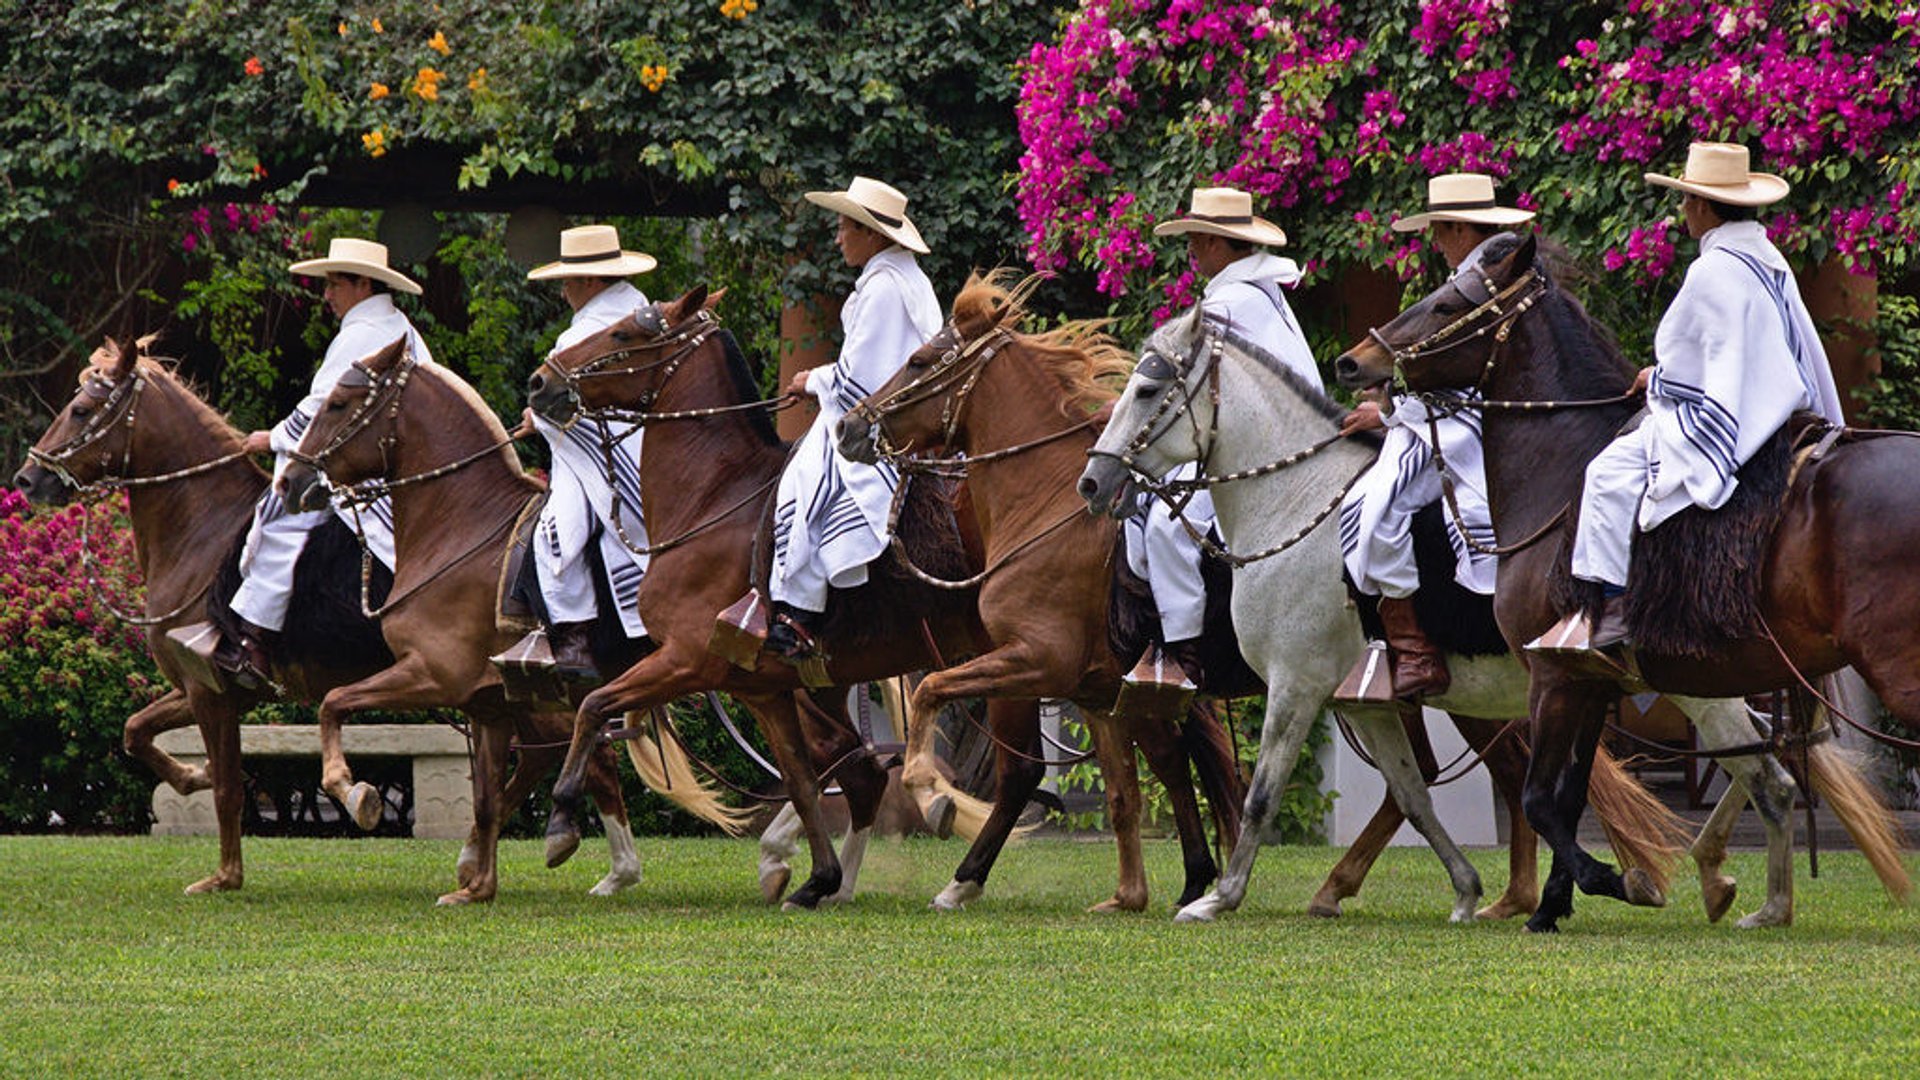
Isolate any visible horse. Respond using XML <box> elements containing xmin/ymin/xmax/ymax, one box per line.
<box><xmin>10</xmin><ymin>337</ymin><xmax>680</xmax><ymax>902</ymax></box>
<box><xmin>1334</xmin><ymin>233</ymin><xmax>1914</xmax><ymax>930</ymax></box>
<box><xmin>835</xmin><ymin>273</ymin><xmax>1245</xmax><ymax>914</ymax></box>
<box><xmin>1081</xmin><ymin>303</ymin><xmax>1906</xmax><ymax>927</ymax></box>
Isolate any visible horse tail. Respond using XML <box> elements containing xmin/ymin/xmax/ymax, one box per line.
<box><xmin>622</xmin><ymin>714</ymin><xmax>753</xmax><ymax>837</ymax></box>
<box><xmin>1806</xmin><ymin>740</ymin><xmax>1912</xmax><ymax>902</ymax></box>
<box><xmin>1588</xmin><ymin>743</ymin><xmax>1690</xmax><ymax>895</ymax></box>
<box><xmin>1181</xmin><ymin>698</ymin><xmax>1245</xmax><ymax>860</ymax></box>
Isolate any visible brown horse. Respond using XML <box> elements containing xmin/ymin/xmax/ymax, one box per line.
<box><xmin>523</xmin><ymin>288</ymin><xmax>1237</xmax><ymax>911</ymax></box>
<box><xmin>835</xmin><ymin>274</ymin><xmax>1246</xmax><ymax>913</ymax></box>
<box><xmin>10</xmin><ymin>338</ymin><xmax>665</xmax><ymax>901</ymax></box>
<box><xmin>1336</xmin><ymin>234</ymin><xmax>1913</xmax><ymax>931</ymax></box>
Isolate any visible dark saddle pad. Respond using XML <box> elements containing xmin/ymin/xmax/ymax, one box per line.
<box><xmin>1348</xmin><ymin>501</ymin><xmax>1509</xmax><ymax>658</ymax></box>
<box><xmin>1107</xmin><ymin>527</ymin><xmax>1263</xmax><ymax>698</ymax></box>
<box><xmin>208</xmin><ymin>512</ymin><xmax>394</xmax><ymax>670</ymax></box>
<box><xmin>499</xmin><ymin>490</ymin><xmax>549</xmax><ymax>633</ymax></box>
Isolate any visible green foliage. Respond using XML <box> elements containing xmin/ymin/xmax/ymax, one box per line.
<box><xmin>1860</xmin><ymin>292</ymin><xmax>1920</xmax><ymax>430</ymax></box>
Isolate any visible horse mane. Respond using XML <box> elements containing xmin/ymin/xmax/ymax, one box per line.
<box><xmin>1478</xmin><ymin>235</ymin><xmax>1636</xmax><ymax>399</ymax></box>
<box><xmin>409</xmin><ymin>359</ymin><xmax>535</xmax><ymax>479</ymax></box>
<box><xmin>717</xmin><ymin>329</ymin><xmax>781</xmax><ymax>446</ymax></box>
<box><xmin>106</xmin><ymin>349</ymin><xmax>249</xmax><ymax>454</ymax></box>
<box><xmin>953</xmin><ymin>270</ymin><xmax>1133</xmax><ymax>414</ymax></box>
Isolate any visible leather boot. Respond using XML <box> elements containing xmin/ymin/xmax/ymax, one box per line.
<box><xmin>1377</xmin><ymin>595</ymin><xmax>1450</xmax><ymax>700</ymax></box>
<box><xmin>214</xmin><ymin>619</ymin><xmax>277</xmax><ymax>691</ymax></box>
<box><xmin>1590</xmin><ymin>594</ymin><xmax>1632</xmax><ymax>651</ymax></box>
<box><xmin>549</xmin><ymin>621</ymin><xmax>601</xmax><ymax>684</ymax></box>
<box><xmin>766</xmin><ymin>604</ymin><xmax>824</xmax><ymax>661</ymax></box>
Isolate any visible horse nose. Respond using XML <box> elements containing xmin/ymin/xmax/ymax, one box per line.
<box><xmin>1333</xmin><ymin>354</ymin><xmax>1360</xmax><ymax>385</ymax></box>
<box><xmin>1076</xmin><ymin>474</ymin><xmax>1101</xmax><ymax>501</ymax></box>
<box><xmin>528</xmin><ymin>370</ymin><xmax>547</xmax><ymax>395</ymax></box>
<box><xmin>12</xmin><ymin>469</ymin><xmax>29</xmax><ymax>492</ymax></box>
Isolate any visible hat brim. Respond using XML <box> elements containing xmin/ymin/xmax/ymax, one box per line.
<box><xmin>1645</xmin><ymin>171</ymin><xmax>1790</xmax><ymax>207</ymax></box>
<box><xmin>526</xmin><ymin>252</ymin><xmax>659</xmax><ymax>281</ymax></box>
<box><xmin>805</xmin><ymin>191</ymin><xmax>930</xmax><ymax>254</ymax></box>
<box><xmin>1153</xmin><ymin>216</ymin><xmax>1289</xmax><ymax>247</ymax></box>
<box><xmin>1391</xmin><ymin>206</ymin><xmax>1536</xmax><ymax>232</ymax></box>
<box><xmin>288</xmin><ymin>257</ymin><xmax>422</xmax><ymax>295</ymax></box>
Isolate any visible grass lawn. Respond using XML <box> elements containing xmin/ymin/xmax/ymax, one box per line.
<box><xmin>0</xmin><ymin>835</ymin><xmax>1914</xmax><ymax>1077</ymax></box>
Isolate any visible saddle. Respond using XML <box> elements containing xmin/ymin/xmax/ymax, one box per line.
<box><xmin>1554</xmin><ymin>411</ymin><xmax>1830</xmax><ymax>659</ymax></box>
<box><xmin>1107</xmin><ymin>526</ymin><xmax>1263</xmax><ymax>721</ymax></box>
<box><xmin>489</xmin><ymin>491</ymin><xmax>572</xmax><ymax>707</ymax></box>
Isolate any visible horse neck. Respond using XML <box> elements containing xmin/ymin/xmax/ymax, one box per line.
<box><xmin>1478</xmin><ymin>310</ymin><xmax>1638</xmax><ymax>540</ymax></box>
<box><xmin>122</xmin><ymin>373</ymin><xmax>267</xmax><ymax>607</ymax></box>
<box><xmin>383</xmin><ymin>367</ymin><xmax>539</xmax><ymax>561</ymax></box>
<box><xmin>951</xmin><ymin>348</ymin><xmax>1095</xmax><ymax>544</ymax></box>
<box><xmin>633</xmin><ymin>342</ymin><xmax>785</xmax><ymax>540</ymax></box>
<box><xmin>1207</xmin><ymin>354</ymin><xmax>1373</xmax><ymax>546</ymax></box>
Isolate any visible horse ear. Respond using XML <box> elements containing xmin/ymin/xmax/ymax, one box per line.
<box><xmin>1508</xmin><ymin>232</ymin><xmax>1539</xmax><ymax>275</ymax></box>
<box><xmin>703</xmin><ymin>287</ymin><xmax>727</xmax><ymax>312</ymax></box>
<box><xmin>665</xmin><ymin>285</ymin><xmax>709</xmax><ymax>324</ymax></box>
<box><xmin>111</xmin><ymin>336</ymin><xmax>139</xmax><ymax>377</ymax></box>
<box><xmin>367</xmin><ymin>334</ymin><xmax>408</xmax><ymax>372</ymax></box>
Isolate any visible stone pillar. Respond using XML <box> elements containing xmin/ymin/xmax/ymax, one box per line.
<box><xmin>151</xmin><ymin>751</ymin><xmax>216</xmax><ymax>836</ymax></box>
<box><xmin>1799</xmin><ymin>259</ymin><xmax>1879</xmax><ymax>423</ymax></box>
<box><xmin>411</xmin><ymin>752</ymin><xmax>474</xmax><ymax>840</ymax></box>
<box><xmin>776</xmin><ymin>296</ymin><xmax>842</xmax><ymax>441</ymax></box>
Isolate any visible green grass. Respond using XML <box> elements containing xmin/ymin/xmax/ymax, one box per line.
<box><xmin>0</xmin><ymin>836</ymin><xmax>1914</xmax><ymax>1077</ymax></box>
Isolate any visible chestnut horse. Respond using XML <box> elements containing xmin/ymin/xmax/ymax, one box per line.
<box><xmin>1336</xmin><ymin>234</ymin><xmax>1912</xmax><ymax>931</ymax></box>
<box><xmin>523</xmin><ymin>288</ymin><xmax>1237</xmax><ymax>912</ymax></box>
<box><xmin>1081</xmin><ymin>303</ymin><xmax>1902</xmax><ymax>927</ymax></box>
<box><xmin>12</xmin><ymin>338</ymin><xmax>660</xmax><ymax>902</ymax></box>
<box><xmin>836</xmin><ymin>274</ymin><xmax>1246</xmax><ymax>913</ymax></box>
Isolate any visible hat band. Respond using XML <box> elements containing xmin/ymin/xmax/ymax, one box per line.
<box><xmin>1426</xmin><ymin>197</ymin><xmax>1498</xmax><ymax>212</ymax></box>
<box><xmin>560</xmin><ymin>248</ymin><xmax>623</xmax><ymax>264</ymax></box>
<box><xmin>863</xmin><ymin>206</ymin><xmax>905</xmax><ymax>229</ymax></box>
<box><xmin>1188</xmin><ymin>212</ymin><xmax>1254</xmax><ymax>225</ymax></box>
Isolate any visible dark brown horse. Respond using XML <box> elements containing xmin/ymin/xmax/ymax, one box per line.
<box><xmin>11</xmin><ymin>338</ymin><xmax>656</xmax><ymax>901</ymax></box>
<box><xmin>836</xmin><ymin>274</ymin><xmax>1245</xmax><ymax>912</ymax></box>
<box><xmin>1336</xmin><ymin>234</ymin><xmax>1913</xmax><ymax>931</ymax></box>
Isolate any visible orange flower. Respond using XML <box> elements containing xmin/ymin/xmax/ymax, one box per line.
<box><xmin>371</xmin><ymin>17</ymin><xmax>384</xmax><ymax>33</ymax></box>
<box><xmin>253</xmin><ymin>163</ymin><xmax>268</xmax><ymax>179</ymax></box>
<box><xmin>337</xmin><ymin>20</ymin><xmax>349</xmax><ymax>37</ymax></box>
<box><xmin>719</xmin><ymin>0</ymin><xmax>757</xmax><ymax>18</ymax></box>
<box><xmin>167</xmin><ymin>178</ymin><xmax>180</xmax><ymax>193</ymax></box>
<box><xmin>467</xmin><ymin>67</ymin><xmax>488</xmax><ymax>92</ymax></box>
<box><xmin>410</xmin><ymin>67</ymin><xmax>445</xmax><ymax>102</ymax></box>
<box><xmin>369</xmin><ymin>82</ymin><xmax>390</xmax><ymax>100</ymax></box>
<box><xmin>362</xmin><ymin>129</ymin><xmax>388</xmax><ymax>157</ymax></box>
<box><xmin>640</xmin><ymin>64</ymin><xmax>669</xmax><ymax>92</ymax></box>
<box><xmin>243</xmin><ymin>55</ymin><xmax>264</xmax><ymax>77</ymax></box>
<box><xmin>428</xmin><ymin>30</ymin><xmax>450</xmax><ymax>55</ymax></box>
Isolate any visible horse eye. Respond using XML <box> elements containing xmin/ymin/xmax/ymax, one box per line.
<box><xmin>71</xmin><ymin>403</ymin><xmax>91</xmax><ymax>418</ymax></box>
<box><xmin>1134</xmin><ymin>384</ymin><xmax>1160</xmax><ymax>399</ymax></box>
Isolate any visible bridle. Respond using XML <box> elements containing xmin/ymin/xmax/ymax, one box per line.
<box><xmin>28</xmin><ymin>362</ymin><xmax>253</xmax><ymax>496</ymax></box>
<box><xmin>845</xmin><ymin>318</ymin><xmax>1016</xmax><ymax>458</ymax></box>
<box><xmin>533</xmin><ymin>305</ymin><xmax>722</xmax><ymax>427</ymax></box>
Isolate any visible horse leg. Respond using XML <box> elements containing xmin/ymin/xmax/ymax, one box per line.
<box><xmin>1521</xmin><ymin>669</ymin><xmax>1637</xmax><ymax>932</ymax></box>
<box><xmin>749</xmin><ymin>691</ymin><xmax>843</xmax><ymax>911</ymax></box>
<box><xmin>1307</xmin><ymin>705</ymin><xmax>1434</xmax><ymax>919</ymax></box>
<box><xmin>759</xmin><ymin>803</ymin><xmax>801</xmax><ymax>904</ymax></box>
<box><xmin>1175</xmin><ymin>684</ymin><xmax>1322</xmax><ymax>923</ymax></box>
<box><xmin>1689</xmin><ymin>781</ymin><xmax>1748</xmax><ymax>924</ymax></box>
<box><xmin>1086</xmin><ymin>708</ymin><xmax>1148</xmax><ymax>913</ymax></box>
<box><xmin>1341</xmin><ymin>703</ymin><xmax>1483</xmax><ymax>923</ymax></box>
<box><xmin>934</xmin><ymin>699</ymin><xmax>1045</xmax><ymax>911</ymax></box>
<box><xmin>1679</xmin><ymin>696</ymin><xmax>1798</xmax><ymax>928</ymax></box>
<box><xmin>1131</xmin><ymin>710</ymin><xmax>1216</xmax><ymax>908</ymax></box>
<box><xmin>314</xmin><ymin>654</ymin><xmax>452</xmax><ymax>831</ymax></box>
<box><xmin>183</xmin><ymin>693</ymin><xmax>245</xmax><ymax>894</ymax></box>
<box><xmin>581</xmin><ymin>739</ymin><xmax>642</xmax><ymax>897</ymax></box>
<box><xmin>123</xmin><ymin>689</ymin><xmax>211</xmax><ymax>795</ymax></box>
<box><xmin>1455</xmin><ymin>714</ymin><xmax>1539</xmax><ymax>920</ymax></box>
<box><xmin>438</xmin><ymin>711</ymin><xmax>512</xmax><ymax>905</ymax></box>
<box><xmin>824</xmin><ymin>740</ymin><xmax>887</xmax><ymax>907</ymax></box>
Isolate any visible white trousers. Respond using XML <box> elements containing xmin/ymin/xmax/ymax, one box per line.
<box><xmin>1339</xmin><ymin>428</ymin><xmax>1442</xmax><ymax>599</ymax></box>
<box><xmin>1123</xmin><ymin>465</ymin><xmax>1213</xmax><ymax>643</ymax></box>
<box><xmin>231</xmin><ymin>494</ymin><xmax>330</xmax><ymax>632</ymax></box>
<box><xmin>1570</xmin><ymin>425</ymin><xmax>1650</xmax><ymax>589</ymax></box>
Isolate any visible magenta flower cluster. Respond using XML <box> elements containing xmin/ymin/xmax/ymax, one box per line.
<box><xmin>0</xmin><ymin>489</ymin><xmax>150</xmax><ymax>655</ymax></box>
<box><xmin>1601</xmin><ymin>220</ymin><xmax>1681</xmax><ymax>286</ymax></box>
<box><xmin>181</xmin><ymin>202</ymin><xmax>280</xmax><ymax>253</ymax></box>
<box><xmin>1411</xmin><ymin>0</ymin><xmax>1517</xmax><ymax>105</ymax></box>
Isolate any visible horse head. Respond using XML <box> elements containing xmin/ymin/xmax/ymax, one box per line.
<box><xmin>280</xmin><ymin>335</ymin><xmax>413</xmax><ymax>512</ymax></box>
<box><xmin>835</xmin><ymin>271</ymin><xmax>1030</xmax><ymax>465</ymax></box>
<box><xmin>15</xmin><ymin>337</ymin><xmax>150</xmax><ymax>505</ymax></box>
<box><xmin>1334</xmin><ymin>232</ymin><xmax>1542</xmax><ymax>396</ymax></box>
<box><xmin>527</xmin><ymin>285</ymin><xmax>714</xmax><ymax>426</ymax></box>
<box><xmin>1076</xmin><ymin>307</ymin><xmax>1220</xmax><ymax>519</ymax></box>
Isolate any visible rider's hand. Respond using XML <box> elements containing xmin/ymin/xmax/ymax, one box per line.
<box><xmin>1631</xmin><ymin>366</ymin><xmax>1653</xmax><ymax>395</ymax></box>
<box><xmin>1339</xmin><ymin>400</ymin><xmax>1386</xmax><ymax>437</ymax></box>
<box><xmin>509</xmin><ymin>407</ymin><xmax>536</xmax><ymax>440</ymax></box>
<box><xmin>785</xmin><ymin>370</ymin><xmax>815</xmax><ymax>398</ymax></box>
<box><xmin>242</xmin><ymin>430</ymin><xmax>272</xmax><ymax>454</ymax></box>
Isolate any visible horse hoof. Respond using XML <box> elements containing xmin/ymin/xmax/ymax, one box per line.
<box><xmin>1305</xmin><ymin>890</ymin><xmax>1344</xmax><ymax>919</ymax></box>
<box><xmin>545</xmin><ymin>828</ymin><xmax>581</xmax><ymax>869</ymax></box>
<box><xmin>924</xmin><ymin>794</ymin><xmax>956</xmax><ymax>840</ymax></box>
<box><xmin>1176</xmin><ymin>895</ymin><xmax>1226</xmax><ymax>923</ymax></box>
<box><xmin>183</xmin><ymin>874</ymin><xmax>240</xmax><ymax>895</ymax></box>
<box><xmin>930</xmin><ymin>879</ymin><xmax>982</xmax><ymax>912</ymax></box>
<box><xmin>759</xmin><ymin>865</ymin><xmax>792</xmax><ymax>905</ymax></box>
<box><xmin>436</xmin><ymin>889</ymin><xmax>476</xmax><ymax>907</ymax></box>
<box><xmin>589</xmin><ymin>868</ymin><xmax>641</xmax><ymax>897</ymax></box>
<box><xmin>1701</xmin><ymin>876</ymin><xmax>1737</xmax><ymax>924</ymax></box>
<box><xmin>1474</xmin><ymin>896</ymin><xmax>1536</xmax><ymax>920</ymax></box>
<box><xmin>1087</xmin><ymin>895</ymin><xmax>1144</xmax><ymax>914</ymax></box>
<box><xmin>347</xmin><ymin>782</ymin><xmax>384</xmax><ymax>831</ymax></box>
<box><xmin>1734</xmin><ymin>903</ymin><xmax>1792</xmax><ymax>930</ymax></box>
<box><xmin>1623</xmin><ymin>867</ymin><xmax>1667</xmax><ymax>908</ymax></box>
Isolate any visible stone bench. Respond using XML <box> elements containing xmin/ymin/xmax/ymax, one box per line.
<box><xmin>151</xmin><ymin>724</ymin><xmax>473</xmax><ymax>839</ymax></box>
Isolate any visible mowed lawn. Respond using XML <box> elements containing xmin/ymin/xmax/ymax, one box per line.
<box><xmin>1</xmin><ymin>836</ymin><xmax>1914</xmax><ymax>1077</ymax></box>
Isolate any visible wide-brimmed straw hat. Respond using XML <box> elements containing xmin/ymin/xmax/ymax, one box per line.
<box><xmin>804</xmin><ymin>176</ymin><xmax>930</xmax><ymax>254</ymax></box>
<box><xmin>525</xmin><ymin>224</ymin><xmax>659</xmax><ymax>281</ymax></box>
<box><xmin>1645</xmin><ymin>142</ymin><xmax>1789</xmax><ymax>206</ymax></box>
<box><xmin>1152</xmin><ymin>187</ymin><xmax>1288</xmax><ymax>246</ymax></box>
<box><xmin>288</xmin><ymin>237</ymin><xmax>422</xmax><ymax>294</ymax></box>
<box><xmin>1392</xmin><ymin>173</ymin><xmax>1536</xmax><ymax>233</ymax></box>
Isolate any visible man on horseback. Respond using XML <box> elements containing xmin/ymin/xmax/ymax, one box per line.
<box><xmin>1337</xmin><ymin>173</ymin><xmax>1532</xmax><ymax>698</ymax></box>
<box><xmin>1126</xmin><ymin>186</ymin><xmax>1318</xmax><ymax>684</ymax></box>
<box><xmin>219</xmin><ymin>238</ymin><xmax>424</xmax><ymax>687</ymax></box>
<box><xmin>505</xmin><ymin>224</ymin><xmax>658</xmax><ymax>684</ymax></box>
<box><xmin>1537</xmin><ymin>142</ymin><xmax>1844</xmax><ymax>656</ymax></box>
<box><xmin>766</xmin><ymin>177</ymin><xmax>942</xmax><ymax>659</ymax></box>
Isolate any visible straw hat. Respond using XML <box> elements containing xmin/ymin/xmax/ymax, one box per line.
<box><xmin>1392</xmin><ymin>173</ymin><xmax>1536</xmax><ymax>233</ymax></box>
<box><xmin>525</xmin><ymin>224</ymin><xmax>659</xmax><ymax>281</ymax></box>
<box><xmin>804</xmin><ymin>176</ymin><xmax>930</xmax><ymax>254</ymax></box>
<box><xmin>1152</xmin><ymin>187</ymin><xmax>1288</xmax><ymax>246</ymax></box>
<box><xmin>288</xmin><ymin>237</ymin><xmax>422</xmax><ymax>294</ymax></box>
<box><xmin>1645</xmin><ymin>142</ymin><xmax>1789</xmax><ymax>206</ymax></box>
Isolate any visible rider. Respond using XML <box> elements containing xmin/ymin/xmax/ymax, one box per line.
<box><xmin>1538</xmin><ymin>142</ymin><xmax>1844</xmax><ymax>655</ymax></box>
<box><xmin>766</xmin><ymin>177</ymin><xmax>943</xmax><ymax>659</ymax></box>
<box><xmin>1130</xmin><ymin>186</ymin><xmax>1320</xmax><ymax>679</ymax></box>
<box><xmin>510</xmin><ymin>224</ymin><xmax>659</xmax><ymax>683</ymax></box>
<box><xmin>221</xmin><ymin>238</ymin><xmax>423</xmax><ymax>687</ymax></box>
<box><xmin>1338</xmin><ymin>173</ymin><xmax>1533</xmax><ymax>698</ymax></box>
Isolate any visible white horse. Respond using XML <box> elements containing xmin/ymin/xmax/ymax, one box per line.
<box><xmin>1078</xmin><ymin>307</ymin><xmax>1900</xmax><ymax>928</ymax></box>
